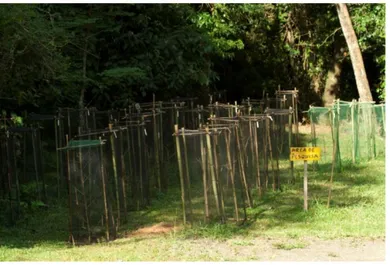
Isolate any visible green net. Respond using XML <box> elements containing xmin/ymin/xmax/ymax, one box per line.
<box><xmin>308</xmin><ymin>100</ymin><xmax>385</xmax><ymax>171</ymax></box>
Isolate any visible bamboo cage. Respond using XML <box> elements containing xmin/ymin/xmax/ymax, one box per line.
<box><xmin>173</xmin><ymin>123</ymin><xmax>247</xmax><ymax>225</ymax></box>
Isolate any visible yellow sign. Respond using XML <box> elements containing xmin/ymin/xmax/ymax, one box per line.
<box><xmin>290</xmin><ymin>147</ymin><xmax>321</xmax><ymax>161</ymax></box>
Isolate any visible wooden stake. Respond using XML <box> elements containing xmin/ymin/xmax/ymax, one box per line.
<box><xmin>99</xmin><ymin>137</ymin><xmax>110</xmax><ymax>241</ymax></box>
<box><xmin>253</xmin><ymin>121</ymin><xmax>262</xmax><ymax>197</ymax></box>
<box><xmin>303</xmin><ymin>160</ymin><xmax>308</xmax><ymax>211</ymax></box>
<box><xmin>137</xmin><ymin>121</ymin><xmax>143</xmax><ymax>207</ymax></box>
<box><xmin>78</xmin><ymin>127</ymin><xmax>91</xmax><ymax>243</ymax></box>
<box><xmin>181</xmin><ymin>128</ymin><xmax>193</xmax><ymax>225</ymax></box>
<box><xmin>31</xmin><ymin>128</ymin><xmax>41</xmax><ymax>200</ymax></box>
<box><xmin>266</xmin><ymin>118</ymin><xmax>277</xmax><ymax>192</ymax></box>
<box><xmin>174</xmin><ymin>125</ymin><xmax>187</xmax><ymax>224</ymax></box>
<box><xmin>120</xmin><ymin>129</ymin><xmax>128</xmax><ymax>223</ymax></box>
<box><xmin>66</xmin><ymin>134</ymin><xmax>75</xmax><ymax>246</ymax></box>
<box><xmin>109</xmin><ymin>124</ymin><xmax>121</xmax><ymax>231</ymax></box>
<box><xmin>235</xmin><ymin>125</ymin><xmax>253</xmax><ymax>208</ymax></box>
<box><xmin>200</xmin><ymin>128</ymin><xmax>210</xmax><ymax>222</ymax></box>
<box><xmin>205</xmin><ymin>126</ymin><xmax>221</xmax><ymax>216</ymax></box>
<box><xmin>224</xmin><ymin>129</ymin><xmax>239</xmax><ymax>221</ymax></box>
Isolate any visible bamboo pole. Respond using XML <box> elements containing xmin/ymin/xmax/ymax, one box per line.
<box><xmin>273</xmin><ymin>118</ymin><xmax>280</xmax><ymax>190</ymax></box>
<box><xmin>99</xmin><ymin>137</ymin><xmax>110</xmax><ymax>241</ymax></box>
<box><xmin>137</xmin><ymin>121</ymin><xmax>143</xmax><ymax>208</ymax></box>
<box><xmin>235</xmin><ymin>125</ymin><xmax>253</xmax><ymax>208</ymax></box>
<box><xmin>327</xmin><ymin>109</ymin><xmax>338</xmax><ymax>208</ymax></box>
<box><xmin>142</xmin><ymin>119</ymin><xmax>150</xmax><ymax>206</ymax></box>
<box><xmin>351</xmin><ymin>100</ymin><xmax>357</xmax><ymax>163</ymax></box>
<box><xmin>120</xmin><ymin>129</ymin><xmax>128</xmax><ymax>223</ymax></box>
<box><xmin>153</xmin><ymin>109</ymin><xmax>161</xmax><ymax>192</ymax></box>
<box><xmin>55</xmin><ymin>117</ymin><xmax>60</xmax><ymax>199</ymax></box>
<box><xmin>253</xmin><ymin>121</ymin><xmax>262</xmax><ymax>197</ymax></box>
<box><xmin>5</xmin><ymin>134</ymin><xmax>14</xmax><ymax>222</ymax></box>
<box><xmin>205</xmin><ymin>126</ymin><xmax>221</xmax><ymax>216</ymax></box>
<box><xmin>78</xmin><ymin>127</ymin><xmax>91</xmax><ymax>243</ymax></box>
<box><xmin>66</xmin><ymin>135</ymin><xmax>75</xmax><ymax>246</ymax></box>
<box><xmin>181</xmin><ymin>127</ymin><xmax>193</xmax><ymax>225</ymax></box>
<box><xmin>31</xmin><ymin>128</ymin><xmax>41</xmax><ymax>201</ymax></box>
<box><xmin>11</xmin><ymin>135</ymin><xmax>21</xmax><ymax>217</ymax></box>
<box><xmin>37</xmin><ymin>127</ymin><xmax>47</xmax><ymax>202</ymax></box>
<box><xmin>200</xmin><ymin>128</ymin><xmax>209</xmax><ymax>222</ymax></box>
<box><xmin>109</xmin><ymin>124</ymin><xmax>121</xmax><ymax>231</ymax></box>
<box><xmin>174</xmin><ymin>125</ymin><xmax>187</xmax><ymax>224</ymax></box>
<box><xmin>249</xmin><ymin>119</ymin><xmax>255</xmax><ymax>185</ymax></box>
<box><xmin>266</xmin><ymin>118</ymin><xmax>277</xmax><ymax>192</ymax></box>
<box><xmin>213</xmin><ymin>127</ymin><xmax>225</xmax><ymax>223</ymax></box>
<box><xmin>289</xmin><ymin>107</ymin><xmax>295</xmax><ymax>181</ymax></box>
<box><xmin>263</xmin><ymin>120</ymin><xmax>268</xmax><ymax>189</ymax></box>
<box><xmin>224</xmin><ymin>129</ymin><xmax>239</xmax><ymax>221</ymax></box>
<box><xmin>23</xmin><ymin>131</ymin><xmax>27</xmax><ymax>184</ymax></box>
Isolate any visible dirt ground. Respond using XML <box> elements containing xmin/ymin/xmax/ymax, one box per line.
<box><xmin>128</xmin><ymin>223</ymin><xmax>385</xmax><ymax>261</ymax></box>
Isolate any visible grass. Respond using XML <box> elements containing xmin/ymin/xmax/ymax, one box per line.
<box><xmin>0</xmin><ymin>138</ymin><xmax>385</xmax><ymax>261</ymax></box>
<box><xmin>273</xmin><ymin>241</ymin><xmax>307</xmax><ymax>250</ymax></box>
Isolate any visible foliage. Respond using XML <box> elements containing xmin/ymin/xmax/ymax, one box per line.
<box><xmin>0</xmin><ymin>3</ymin><xmax>385</xmax><ymax>111</ymax></box>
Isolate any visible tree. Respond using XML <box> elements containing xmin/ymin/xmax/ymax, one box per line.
<box><xmin>336</xmin><ymin>3</ymin><xmax>373</xmax><ymax>102</ymax></box>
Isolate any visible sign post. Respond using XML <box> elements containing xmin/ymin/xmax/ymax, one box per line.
<box><xmin>290</xmin><ymin>147</ymin><xmax>321</xmax><ymax>211</ymax></box>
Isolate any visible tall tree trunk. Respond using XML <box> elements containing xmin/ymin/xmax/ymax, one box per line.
<box><xmin>336</xmin><ymin>3</ymin><xmax>373</xmax><ymax>102</ymax></box>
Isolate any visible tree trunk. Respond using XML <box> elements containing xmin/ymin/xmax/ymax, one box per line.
<box><xmin>323</xmin><ymin>62</ymin><xmax>341</xmax><ymax>106</ymax></box>
<box><xmin>336</xmin><ymin>3</ymin><xmax>373</xmax><ymax>102</ymax></box>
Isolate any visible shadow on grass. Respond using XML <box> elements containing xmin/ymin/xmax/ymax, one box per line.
<box><xmin>0</xmin><ymin>152</ymin><xmax>384</xmax><ymax>250</ymax></box>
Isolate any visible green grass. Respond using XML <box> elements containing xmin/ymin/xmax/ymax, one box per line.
<box><xmin>273</xmin><ymin>241</ymin><xmax>307</xmax><ymax>250</ymax></box>
<box><xmin>0</xmin><ymin>151</ymin><xmax>385</xmax><ymax>261</ymax></box>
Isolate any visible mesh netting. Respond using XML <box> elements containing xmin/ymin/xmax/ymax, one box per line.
<box><xmin>308</xmin><ymin>100</ymin><xmax>385</xmax><ymax>171</ymax></box>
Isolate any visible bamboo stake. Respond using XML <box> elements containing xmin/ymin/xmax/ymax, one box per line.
<box><xmin>327</xmin><ymin>110</ymin><xmax>338</xmax><ymax>208</ymax></box>
<box><xmin>266</xmin><ymin>118</ymin><xmax>277</xmax><ymax>192</ymax></box>
<box><xmin>224</xmin><ymin>129</ymin><xmax>239</xmax><ymax>221</ymax></box>
<box><xmin>66</xmin><ymin>134</ymin><xmax>75</xmax><ymax>246</ymax></box>
<box><xmin>142</xmin><ymin>119</ymin><xmax>150</xmax><ymax>206</ymax></box>
<box><xmin>174</xmin><ymin>125</ymin><xmax>187</xmax><ymax>224</ymax></box>
<box><xmin>11</xmin><ymin>135</ymin><xmax>21</xmax><ymax>217</ymax></box>
<box><xmin>181</xmin><ymin>127</ymin><xmax>193</xmax><ymax>225</ymax></box>
<box><xmin>351</xmin><ymin>100</ymin><xmax>357</xmax><ymax>163</ymax></box>
<box><xmin>249</xmin><ymin>119</ymin><xmax>255</xmax><ymax>185</ymax></box>
<box><xmin>273</xmin><ymin>119</ymin><xmax>281</xmax><ymax>191</ymax></box>
<box><xmin>263</xmin><ymin>120</ymin><xmax>268</xmax><ymax>189</ymax></box>
<box><xmin>253</xmin><ymin>121</ymin><xmax>262</xmax><ymax>197</ymax></box>
<box><xmin>137</xmin><ymin>121</ymin><xmax>143</xmax><ymax>208</ymax></box>
<box><xmin>37</xmin><ymin>127</ymin><xmax>47</xmax><ymax>202</ymax></box>
<box><xmin>213</xmin><ymin>127</ymin><xmax>225</xmax><ymax>223</ymax></box>
<box><xmin>5</xmin><ymin>134</ymin><xmax>14</xmax><ymax>222</ymax></box>
<box><xmin>235</xmin><ymin>125</ymin><xmax>253</xmax><ymax>208</ymax></box>
<box><xmin>109</xmin><ymin>124</ymin><xmax>121</xmax><ymax>231</ymax></box>
<box><xmin>31</xmin><ymin>128</ymin><xmax>41</xmax><ymax>200</ymax></box>
<box><xmin>99</xmin><ymin>137</ymin><xmax>110</xmax><ymax>241</ymax></box>
<box><xmin>290</xmin><ymin>107</ymin><xmax>295</xmax><ymax>181</ymax></box>
<box><xmin>23</xmin><ymin>131</ymin><xmax>27</xmax><ymax>184</ymax></box>
<box><xmin>55</xmin><ymin>117</ymin><xmax>60</xmax><ymax>199</ymax></box>
<box><xmin>205</xmin><ymin>126</ymin><xmax>221</xmax><ymax>216</ymax></box>
<box><xmin>153</xmin><ymin>109</ymin><xmax>161</xmax><ymax>192</ymax></box>
<box><xmin>78</xmin><ymin>127</ymin><xmax>91</xmax><ymax>243</ymax></box>
<box><xmin>120</xmin><ymin>129</ymin><xmax>128</xmax><ymax>223</ymax></box>
<box><xmin>200</xmin><ymin>128</ymin><xmax>209</xmax><ymax>222</ymax></box>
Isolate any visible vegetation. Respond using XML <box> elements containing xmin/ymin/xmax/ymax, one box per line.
<box><xmin>0</xmin><ymin>3</ymin><xmax>385</xmax><ymax>113</ymax></box>
<box><xmin>0</xmin><ymin>156</ymin><xmax>385</xmax><ymax>261</ymax></box>
<box><xmin>0</xmin><ymin>3</ymin><xmax>385</xmax><ymax>261</ymax></box>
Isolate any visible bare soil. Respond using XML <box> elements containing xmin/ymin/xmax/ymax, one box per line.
<box><xmin>126</xmin><ymin>223</ymin><xmax>385</xmax><ymax>261</ymax></box>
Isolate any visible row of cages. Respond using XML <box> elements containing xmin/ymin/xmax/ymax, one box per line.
<box><xmin>0</xmin><ymin>91</ymin><xmax>301</xmax><ymax>243</ymax></box>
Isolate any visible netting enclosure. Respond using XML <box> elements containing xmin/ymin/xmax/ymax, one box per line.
<box><xmin>308</xmin><ymin>99</ymin><xmax>385</xmax><ymax>171</ymax></box>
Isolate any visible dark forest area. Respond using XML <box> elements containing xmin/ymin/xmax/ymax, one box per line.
<box><xmin>0</xmin><ymin>3</ymin><xmax>385</xmax><ymax>115</ymax></box>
